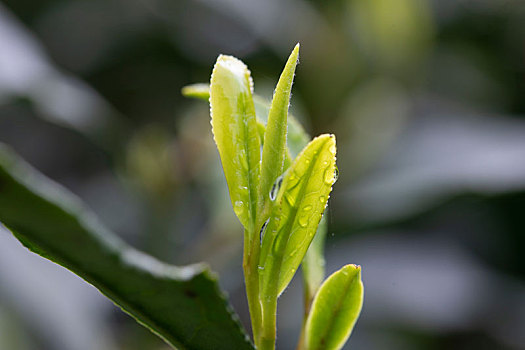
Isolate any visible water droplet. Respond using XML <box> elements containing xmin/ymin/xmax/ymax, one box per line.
<box><xmin>319</xmin><ymin>195</ymin><xmax>326</xmax><ymax>203</ymax></box>
<box><xmin>260</xmin><ymin>219</ymin><xmax>269</xmax><ymax>244</ymax></box>
<box><xmin>329</xmin><ymin>143</ymin><xmax>336</xmax><ymax>155</ymax></box>
<box><xmin>258</xmin><ymin>265</ymin><xmax>265</xmax><ymax>271</ymax></box>
<box><xmin>298</xmin><ymin>215</ymin><xmax>308</xmax><ymax>228</ymax></box>
<box><xmin>305</xmin><ymin>158</ymin><xmax>311</xmax><ymax>165</ymax></box>
<box><xmin>302</xmin><ymin>205</ymin><xmax>313</xmax><ymax>212</ymax></box>
<box><xmin>324</xmin><ymin>168</ymin><xmax>334</xmax><ymax>185</ymax></box>
<box><xmin>233</xmin><ymin>201</ymin><xmax>244</xmax><ymax>217</ymax></box>
<box><xmin>333</xmin><ymin>165</ymin><xmax>339</xmax><ymax>183</ymax></box>
<box><xmin>269</xmin><ymin>175</ymin><xmax>283</xmax><ymax>201</ymax></box>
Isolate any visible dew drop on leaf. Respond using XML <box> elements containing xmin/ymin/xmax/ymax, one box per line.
<box><xmin>324</xmin><ymin>167</ymin><xmax>334</xmax><ymax>185</ymax></box>
<box><xmin>298</xmin><ymin>215</ymin><xmax>308</xmax><ymax>228</ymax></box>
<box><xmin>260</xmin><ymin>219</ymin><xmax>269</xmax><ymax>244</ymax></box>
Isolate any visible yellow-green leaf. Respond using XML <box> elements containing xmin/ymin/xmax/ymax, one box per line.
<box><xmin>210</xmin><ymin>55</ymin><xmax>260</xmax><ymax>230</ymax></box>
<box><xmin>181</xmin><ymin>83</ymin><xmax>210</xmax><ymax>100</ymax></box>
<box><xmin>305</xmin><ymin>265</ymin><xmax>364</xmax><ymax>350</ymax></box>
<box><xmin>259</xmin><ymin>134</ymin><xmax>337</xmax><ymax>297</ymax></box>
<box><xmin>259</xmin><ymin>44</ymin><xmax>300</xmax><ymax>219</ymax></box>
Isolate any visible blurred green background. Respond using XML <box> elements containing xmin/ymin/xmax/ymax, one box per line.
<box><xmin>0</xmin><ymin>0</ymin><xmax>524</xmax><ymax>349</ymax></box>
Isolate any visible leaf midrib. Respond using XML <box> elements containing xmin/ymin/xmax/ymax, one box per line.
<box><xmin>313</xmin><ymin>272</ymin><xmax>359</xmax><ymax>350</ymax></box>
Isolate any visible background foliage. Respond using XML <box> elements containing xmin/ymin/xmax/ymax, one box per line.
<box><xmin>0</xmin><ymin>0</ymin><xmax>524</xmax><ymax>349</ymax></box>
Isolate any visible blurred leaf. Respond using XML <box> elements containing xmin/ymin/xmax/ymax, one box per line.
<box><xmin>259</xmin><ymin>135</ymin><xmax>337</xmax><ymax>297</ymax></box>
<box><xmin>259</xmin><ymin>44</ymin><xmax>300</xmax><ymax>219</ymax></box>
<box><xmin>0</xmin><ymin>144</ymin><xmax>253</xmax><ymax>350</ymax></box>
<box><xmin>302</xmin><ymin>214</ymin><xmax>327</xmax><ymax>304</ymax></box>
<box><xmin>305</xmin><ymin>265</ymin><xmax>363</xmax><ymax>350</ymax></box>
<box><xmin>210</xmin><ymin>55</ymin><xmax>260</xmax><ymax>230</ymax></box>
<box><xmin>181</xmin><ymin>83</ymin><xmax>211</xmax><ymax>101</ymax></box>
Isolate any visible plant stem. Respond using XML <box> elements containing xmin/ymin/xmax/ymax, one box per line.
<box><xmin>260</xmin><ymin>296</ymin><xmax>277</xmax><ymax>350</ymax></box>
<box><xmin>258</xmin><ymin>245</ymin><xmax>283</xmax><ymax>350</ymax></box>
<box><xmin>243</xmin><ymin>227</ymin><xmax>263</xmax><ymax>346</ymax></box>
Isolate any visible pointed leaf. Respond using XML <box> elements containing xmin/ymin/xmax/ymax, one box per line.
<box><xmin>259</xmin><ymin>44</ymin><xmax>300</xmax><ymax>217</ymax></box>
<box><xmin>260</xmin><ymin>134</ymin><xmax>337</xmax><ymax>297</ymax></box>
<box><xmin>305</xmin><ymin>265</ymin><xmax>364</xmax><ymax>350</ymax></box>
<box><xmin>210</xmin><ymin>55</ymin><xmax>260</xmax><ymax>229</ymax></box>
<box><xmin>0</xmin><ymin>144</ymin><xmax>253</xmax><ymax>350</ymax></box>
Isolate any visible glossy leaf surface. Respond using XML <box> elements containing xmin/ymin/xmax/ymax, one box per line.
<box><xmin>260</xmin><ymin>134</ymin><xmax>337</xmax><ymax>297</ymax></box>
<box><xmin>305</xmin><ymin>265</ymin><xmax>363</xmax><ymax>350</ymax></box>
<box><xmin>259</xmin><ymin>44</ymin><xmax>300</xmax><ymax>218</ymax></box>
<box><xmin>210</xmin><ymin>55</ymin><xmax>260</xmax><ymax>229</ymax></box>
<box><xmin>0</xmin><ymin>145</ymin><xmax>253</xmax><ymax>350</ymax></box>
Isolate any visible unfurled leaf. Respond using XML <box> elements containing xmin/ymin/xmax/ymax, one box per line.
<box><xmin>259</xmin><ymin>44</ymin><xmax>300</xmax><ymax>218</ymax></box>
<box><xmin>259</xmin><ymin>134</ymin><xmax>337</xmax><ymax>297</ymax></box>
<box><xmin>305</xmin><ymin>265</ymin><xmax>363</xmax><ymax>350</ymax></box>
<box><xmin>0</xmin><ymin>144</ymin><xmax>254</xmax><ymax>350</ymax></box>
<box><xmin>210</xmin><ymin>55</ymin><xmax>260</xmax><ymax>230</ymax></box>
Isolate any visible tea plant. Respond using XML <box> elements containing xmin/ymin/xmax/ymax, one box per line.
<box><xmin>0</xmin><ymin>44</ymin><xmax>362</xmax><ymax>350</ymax></box>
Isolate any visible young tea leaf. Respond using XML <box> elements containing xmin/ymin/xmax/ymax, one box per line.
<box><xmin>259</xmin><ymin>134</ymin><xmax>337</xmax><ymax>297</ymax></box>
<box><xmin>0</xmin><ymin>144</ymin><xmax>254</xmax><ymax>350</ymax></box>
<box><xmin>305</xmin><ymin>265</ymin><xmax>364</xmax><ymax>350</ymax></box>
<box><xmin>210</xmin><ymin>55</ymin><xmax>260</xmax><ymax>230</ymax></box>
<box><xmin>259</xmin><ymin>44</ymin><xmax>300</xmax><ymax>218</ymax></box>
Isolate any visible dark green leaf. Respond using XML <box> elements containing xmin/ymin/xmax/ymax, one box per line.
<box><xmin>0</xmin><ymin>144</ymin><xmax>253</xmax><ymax>350</ymax></box>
